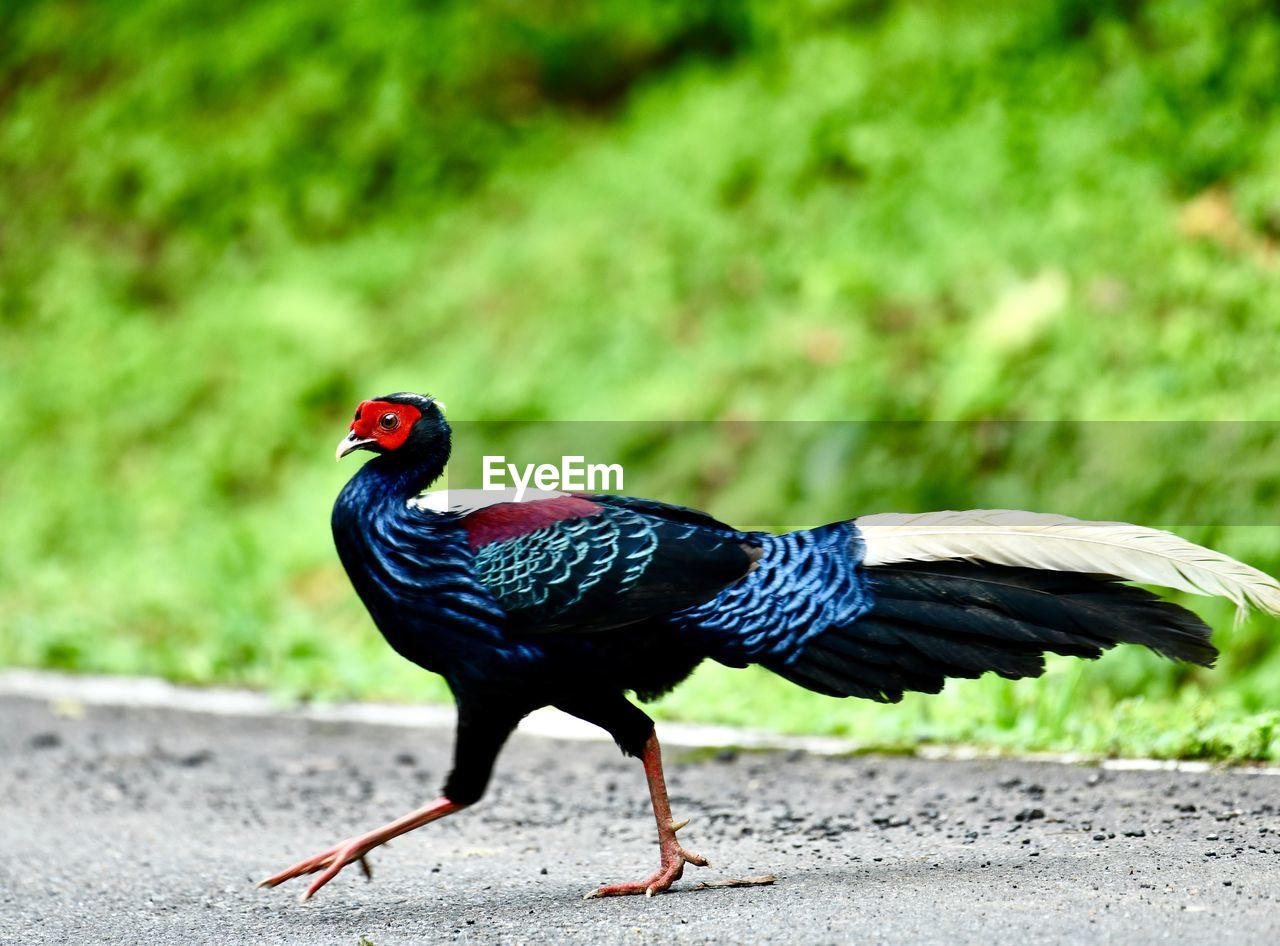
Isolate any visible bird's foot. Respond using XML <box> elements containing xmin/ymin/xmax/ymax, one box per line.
<box><xmin>257</xmin><ymin>796</ymin><xmax>461</xmax><ymax>903</ymax></box>
<box><xmin>257</xmin><ymin>834</ymin><xmax>381</xmax><ymax>901</ymax></box>
<box><xmin>585</xmin><ymin>819</ymin><xmax>710</xmax><ymax>899</ymax></box>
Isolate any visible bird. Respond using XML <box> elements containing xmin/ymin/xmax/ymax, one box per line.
<box><xmin>259</xmin><ymin>392</ymin><xmax>1280</xmax><ymax>901</ymax></box>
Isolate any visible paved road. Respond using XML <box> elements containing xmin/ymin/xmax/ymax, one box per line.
<box><xmin>3</xmin><ymin>694</ymin><xmax>1279</xmax><ymax>945</ymax></box>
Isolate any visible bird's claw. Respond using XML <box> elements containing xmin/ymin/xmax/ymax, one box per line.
<box><xmin>586</xmin><ymin>819</ymin><xmax>710</xmax><ymax>899</ymax></box>
<box><xmin>258</xmin><ymin>836</ymin><xmax>378</xmax><ymax>902</ymax></box>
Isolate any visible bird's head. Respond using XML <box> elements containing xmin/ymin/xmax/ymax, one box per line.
<box><xmin>336</xmin><ymin>392</ymin><xmax>450</xmax><ymax>462</ymax></box>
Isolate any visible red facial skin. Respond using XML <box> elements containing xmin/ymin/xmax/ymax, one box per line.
<box><xmin>351</xmin><ymin>400</ymin><xmax>423</xmax><ymax>452</ymax></box>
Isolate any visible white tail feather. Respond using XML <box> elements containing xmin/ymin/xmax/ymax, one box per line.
<box><xmin>856</xmin><ymin>509</ymin><xmax>1280</xmax><ymax>619</ymax></box>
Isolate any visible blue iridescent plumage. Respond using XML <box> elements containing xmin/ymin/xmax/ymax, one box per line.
<box><xmin>675</xmin><ymin>522</ymin><xmax>871</xmax><ymax>665</ymax></box>
<box><xmin>472</xmin><ymin>507</ymin><xmax>656</xmax><ymax>627</ymax></box>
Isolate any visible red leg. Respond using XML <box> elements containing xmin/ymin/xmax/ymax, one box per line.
<box><xmin>586</xmin><ymin>731</ymin><xmax>710</xmax><ymax>898</ymax></box>
<box><xmin>258</xmin><ymin>796</ymin><xmax>462</xmax><ymax>901</ymax></box>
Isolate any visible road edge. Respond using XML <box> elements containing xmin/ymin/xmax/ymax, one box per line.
<box><xmin>2</xmin><ymin>667</ymin><xmax>1277</xmax><ymax>775</ymax></box>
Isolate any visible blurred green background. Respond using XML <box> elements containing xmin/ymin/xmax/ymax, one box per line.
<box><xmin>3</xmin><ymin>0</ymin><xmax>1280</xmax><ymax>758</ymax></box>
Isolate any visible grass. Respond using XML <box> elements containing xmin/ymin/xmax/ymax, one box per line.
<box><xmin>3</xmin><ymin>0</ymin><xmax>1280</xmax><ymax>758</ymax></box>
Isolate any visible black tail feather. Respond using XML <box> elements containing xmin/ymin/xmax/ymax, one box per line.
<box><xmin>767</xmin><ymin>561</ymin><xmax>1217</xmax><ymax>701</ymax></box>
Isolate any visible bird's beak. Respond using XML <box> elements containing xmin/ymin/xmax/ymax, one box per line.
<box><xmin>336</xmin><ymin>431</ymin><xmax>375</xmax><ymax>461</ymax></box>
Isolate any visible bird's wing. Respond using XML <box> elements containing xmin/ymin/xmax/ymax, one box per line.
<box><xmin>458</xmin><ymin>496</ymin><xmax>758</xmax><ymax>633</ymax></box>
<box><xmin>586</xmin><ymin>494</ymin><xmax>743</xmax><ymax>533</ymax></box>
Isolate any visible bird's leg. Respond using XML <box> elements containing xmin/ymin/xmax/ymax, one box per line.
<box><xmin>587</xmin><ymin>731</ymin><xmax>709</xmax><ymax>898</ymax></box>
<box><xmin>259</xmin><ymin>698</ymin><xmax>524</xmax><ymax>902</ymax></box>
<box><xmin>258</xmin><ymin>796</ymin><xmax>463</xmax><ymax>901</ymax></box>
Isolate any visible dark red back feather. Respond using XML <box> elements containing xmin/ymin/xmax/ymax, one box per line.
<box><xmin>463</xmin><ymin>496</ymin><xmax>602</xmax><ymax>549</ymax></box>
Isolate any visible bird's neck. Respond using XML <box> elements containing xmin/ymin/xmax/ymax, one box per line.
<box><xmin>330</xmin><ymin>445</ymin><xmax>463</xmax><ymax>673</ymax></box>
<box><xmin>345</xmin><ymin>445</ymin><xmax>448</xmax><ymax>506</ymax></box>
<box><xmin>332</xmin><ymin>445</ymin><xmax>449</xmax><ymax>542</ymax></box>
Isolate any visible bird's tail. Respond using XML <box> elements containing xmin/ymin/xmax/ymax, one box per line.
<box><xmin>768</xmin><ymin>510</ymin><xmax>1280</xmax><ymax>703</ymax></box>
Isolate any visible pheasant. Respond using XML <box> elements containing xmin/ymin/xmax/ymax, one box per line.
<box><xmin>259</xmin><ymin>392</ymin><xmax>1280</xmax><ymax>901</ymax></box>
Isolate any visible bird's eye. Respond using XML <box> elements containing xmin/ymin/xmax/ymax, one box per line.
<box><xmin>379</xmin><ymin>412</ymin><xmax>400</xmax><ymax>431</ymax></box>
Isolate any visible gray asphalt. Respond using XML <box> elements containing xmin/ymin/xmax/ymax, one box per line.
<box><xmin>2</xmin><ymin>694</ymin><xmax>1279</xmax><ymax>946</ymax></box>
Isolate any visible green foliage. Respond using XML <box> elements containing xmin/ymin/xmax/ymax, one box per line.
<box><xmin>3</xmin><ymin>0</ymin><xmax>1280</xmax><ymax>758</ymax></box>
